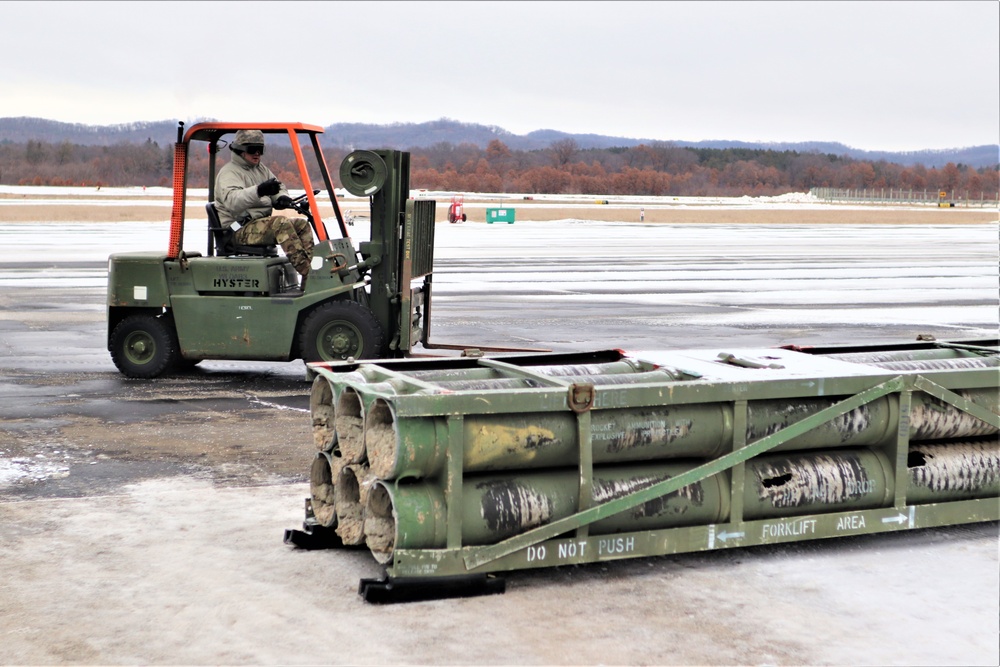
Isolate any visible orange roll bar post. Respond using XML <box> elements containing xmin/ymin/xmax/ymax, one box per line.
<box><xmin>288</xmin><ymin>129</ymin><xmax>328</xmax><ymax>243</ymax></box>
<box><xmin>167</xmin><ymin>141</ymin><xmax>187</xmax><ymax>259</ymax></box>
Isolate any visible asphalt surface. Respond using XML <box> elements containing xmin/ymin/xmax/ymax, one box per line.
<box><xmin>1</xmin><ymin>218</ymin><xmax>998</xmax><ymax>665</ymax></box>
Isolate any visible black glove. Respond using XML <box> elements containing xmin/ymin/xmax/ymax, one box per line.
<box><xmin>256</xmin><ymin>178</ymin><xmax>281</xmax><ymax>197</ymax></box>
<box><xmin>273</xmin><ymin>195</ymin><xmax>294</xmax><ymax>210</ymax></box>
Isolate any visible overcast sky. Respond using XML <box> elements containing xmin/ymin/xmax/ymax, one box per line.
<box><xmin>4</xmin><ymin>1</ymin><xmax>998</xmax><ymax>152</ymax></box>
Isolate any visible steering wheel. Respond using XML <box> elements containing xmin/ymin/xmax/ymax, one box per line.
<box><xmin>292</xmin><ymin>190</ymin><xmax>318</xmax><ymax>204</ymax></box>
<box><xmin>288</xmin><ymin>189</ymin><xmax>321</xmax><ymax>216</ymax></box>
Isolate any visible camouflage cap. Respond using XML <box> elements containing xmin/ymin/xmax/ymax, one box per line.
<box><xmin>231</xmin><ymin>129</ymin><xmax>265</xmax><ymax>151</ymax></box>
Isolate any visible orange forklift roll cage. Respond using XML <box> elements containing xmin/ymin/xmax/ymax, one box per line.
<box><xmin>168</xmin><ymin>121</ymin><xmax>348</xmax><ymax>259</ymax></box>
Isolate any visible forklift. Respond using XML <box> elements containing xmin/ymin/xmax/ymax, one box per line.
<box><xmin>107</xmin><ymin>121</ymin><xmax>439</xmax><ymax>378</ymax></box>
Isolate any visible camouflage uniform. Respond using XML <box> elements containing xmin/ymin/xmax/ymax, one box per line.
<box><xmin>214</xmin><ymin>130</ymin><xmax>314</xmax><ymax>277</ymax></box>
<box><xmin>235</xmin><ymin>215</ymin><xmax>313</xmax><ymax>276</ymax></box>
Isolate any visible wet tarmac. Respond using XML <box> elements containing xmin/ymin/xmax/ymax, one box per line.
<box><xmin>1</xmin><ymin>218</ymin><xmax>998</xmax><ymax>664</ymax></box>
<box><xmin>2</xmin><ymin>220</ymin><xmax>996</xmax><ymax>497</ymax></box>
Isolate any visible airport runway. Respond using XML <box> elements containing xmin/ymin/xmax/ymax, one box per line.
<box><xmin>1</xmin><ymin>218</ymin><xmax>997</xmax><ymax>665</ymax></box>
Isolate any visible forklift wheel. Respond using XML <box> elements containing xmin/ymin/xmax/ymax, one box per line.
<box><xmin>299</xmin><ymin>300</ymin><xmax>385</xmax><ymax>362</ymax></box>
<box><xmin>110</xmin><ymin>314</ymin><xmax>181</xmax><ymax>378</ymax></box>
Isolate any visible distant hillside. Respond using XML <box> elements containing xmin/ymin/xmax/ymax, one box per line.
<box><xmin>324</xmin><ymin>118</ymin><xmax>520</xmax><ymax>151</ymax></box>
<box><xmin>0</xmin><ymin>116</ymin><xmax>996</xmax><ymax>169</ymax></box>
<box><xmin>0</xmin><ymin>117</ymin><xmax>182</xmax><ymax>146</ymax></box>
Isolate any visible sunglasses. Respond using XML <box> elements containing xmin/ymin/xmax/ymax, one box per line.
<box><xmin>243</xmin><ymin>145</ymin><xmax>265</xmax><ymax>155</ymax></box>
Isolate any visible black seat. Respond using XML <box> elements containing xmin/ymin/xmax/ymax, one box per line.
<box><xmin>206</xmin><ymin>203</ymin><xmax>277</xmax><ymax>257</ymax></box>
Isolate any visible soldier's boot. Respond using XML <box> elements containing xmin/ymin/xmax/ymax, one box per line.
<box><xmin>287</xmin><ymin>250</ymin><xmax>311</xmax><ymax>289</ymax></box>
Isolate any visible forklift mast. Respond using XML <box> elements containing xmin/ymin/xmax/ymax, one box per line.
<box><xmin>342</xmin><ymin>150</ymin><xmax>435</xmax><ymax>355</ymax></box>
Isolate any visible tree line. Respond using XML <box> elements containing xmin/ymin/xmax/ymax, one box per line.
<box><xmin>1</xmin><ymin>137</ymin><xmax>996</xmax><ymax>197</ymax></box>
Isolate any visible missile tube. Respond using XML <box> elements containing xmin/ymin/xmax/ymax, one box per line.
<box><xmin>365</xmin><ymin>448</ymin><xmax>897</xmax><ymax>564</ymax></box>
<box><xmin>365</xmin><ymin>440</ymin><xmax>999</xmax><ymax>564</ymax></box>
<box><xmin>364</xmin><ymin>389</ymin><xmax>998</xmax><ymax>481</ymax></box>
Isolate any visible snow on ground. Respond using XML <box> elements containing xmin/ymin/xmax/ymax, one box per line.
<box><xmin>0</xmin><ymin>184</ymin><xmax>852</xmax><ymax>210</ymax></box>
<box><xmin>0</xmin><ymin>185</ymin><xmax>175</xmax><ymax>197</ymax></box>
<box><xmin>3</xmin><ymin>184</ymin><xmax>979</xmax><ymax>215</ymax></box>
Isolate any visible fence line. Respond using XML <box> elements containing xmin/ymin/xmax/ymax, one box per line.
<box><xmin>810</xmin><ymin>187</ymin><xmax>999</xmax><ymax>208</ymax></box>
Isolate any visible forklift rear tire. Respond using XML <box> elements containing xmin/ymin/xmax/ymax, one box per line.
<box><xmin>299</xmin><ymin>300</ymin><xmax>385</xmax><ymax>362</ymax></box>
<box><xmin>110</xmin><ymin>314</ymin><xmax>181</xmax><ymax>378</ymax></box>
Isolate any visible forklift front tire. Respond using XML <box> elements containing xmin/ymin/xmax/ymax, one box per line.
<box><xmin>110</xmin><ymin>314</ymin><xmax>181</xmax><ymax>378</ymax></box>
<box><xmin>299</xmin><ymin>300</ymin><xmax>385</xmax><ymax>362</ymax></box>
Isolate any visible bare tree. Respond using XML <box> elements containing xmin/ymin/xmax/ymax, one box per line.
<box><xmin>549</xmin><ymin>138</ymin><xmax>578</xmax><ymax>167</ymax></box>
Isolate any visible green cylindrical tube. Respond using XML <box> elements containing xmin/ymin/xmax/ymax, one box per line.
<box><xmin>334</xmin><ymin>387</ymin><xmax>368</xmax><ymax>464</ymax></box>
<box><xmin>334</xmin><ymin>463</ymin><xmax>376</xmax><ymax>545</ymax></box>
<box><xmin>364</xmin><ymin>479</ymin><xmax>447</xmax><ymax>564</ymax></box>
<box><xmin>744</xmin><ymin>448</ymin><xmax>895</xmax><ymax>519</ymax></box>
<box><xmin>403</xmin><ymin>359</ymin><xmax>656</xmax><ymax>383</ymax></box>
<box><xmin>362</xmin><ymin>442</ymin><xmax>998</xmax><ymax>564</ymax></box>
<box><xmin>309</xmin><ymin>450</ymin><xmax>338</xmax><ymax>528</ymax></box>
<box><xmin>909</xmin><ymin>390</ymin><xmax>999</xmax><ymax>440</ymax></box>
<box><xmin>310</xmin><ymin>376</ymin><xmax>337</xmax><ymax>453</ymax></box>
<box><xmin>366</xmin><ymin>401</ymin><xmax>733</xmax><ymax>480</ymax></box>
<box><xmin>428</xmin><ymin>369</ymin><xmax>685</xmax><ymax>392</ymax></box>
<box><xmin>748</xmin><ymin>396</ymin><xmax>897</xmax><ymax>452</ymax></box>
<box><xmin>364</xmin><ymin>462</ymin><xmax>730</xmax><ymax>564</ymax></box>
<box><xmin>873</xmin><ymin>357</ymin><xmax>1000</xmax><ymax>372</ymax></box>
<box><xmin>907</xmin><ymin>438</ymin><xmax>1000</xmax><ymax>503</ymax></box>
<box><xmin>366</xmin><ymin>399</ymin><xmax>448</xmax><ymax>480</ymax></box>
<box><xmin>366</xmin><ymin>388</ymin><xmax>998</xmax><ymax>481</ymax></box>
<box><xmin>827</xmin><ymin>348</ymin><xmax>982</xmax><ymax>364</ymax></box>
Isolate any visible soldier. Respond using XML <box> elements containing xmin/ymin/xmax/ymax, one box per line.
<box><xmin>214</xmin><ymin>129</ymin><xmax>314</xmax><ymax>284</ymax></box>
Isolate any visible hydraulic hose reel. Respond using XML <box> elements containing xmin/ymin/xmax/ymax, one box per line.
<box><xmin>340</xmin><ymin>150</ymin><xmax>387</xmax><ymax>197</ymax></box>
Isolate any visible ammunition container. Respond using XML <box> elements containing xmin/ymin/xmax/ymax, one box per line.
<box><xmin>293</xmin><ymin>341</ymin><xmax>1000</xmax><ymax>592</ymax></box>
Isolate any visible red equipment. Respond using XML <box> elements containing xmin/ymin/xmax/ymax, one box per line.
<box><xmin>447</xmin><ymin>195</ymin><xmax>467</xmax><ymax>223</ymax></box>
